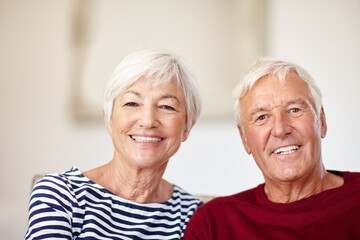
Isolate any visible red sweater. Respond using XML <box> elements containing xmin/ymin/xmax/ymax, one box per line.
<box><xmin>184</xmin><ymin>171</ymin><xmax>360</xmax><ymax>240</ymax></box>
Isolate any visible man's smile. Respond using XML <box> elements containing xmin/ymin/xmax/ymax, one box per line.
<box><xmin>273</xmin><ymin>145</ymin><xmax>301</xmax><ymax>155</ymax></box>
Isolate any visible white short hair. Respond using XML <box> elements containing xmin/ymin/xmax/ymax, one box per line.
<box><xmin>232</xmin><ymin>57</ymin><xmax>322</xmax><ymax>127</ymax></box>
<box><xmin>103</xmin><ymin>48</ymin><xmax>201</xmax><ymax>132</ymax></box>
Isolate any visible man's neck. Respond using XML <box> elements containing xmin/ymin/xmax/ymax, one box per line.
<box><xmin>264</xmin><ymin>170</ymin><xmax>344</xmax><ymax>203</ymax></box>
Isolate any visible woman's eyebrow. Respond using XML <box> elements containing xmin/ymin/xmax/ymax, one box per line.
<box><xmin>123</xmin><ymin>91</ymin><xmax>180</xmax><ymax>103</ymax></box>
<box><xmin>159</xmin><ymin>94</ymin><xmax>180</xmax><ymax>103</ymax></box>
<box><xmin>123</xmin><ymin>90</ymin><xmax>140</xmax><ymax>97</ymax></box>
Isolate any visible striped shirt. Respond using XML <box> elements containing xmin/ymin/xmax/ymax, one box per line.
<box><xmin>25</xmin><ymin>167</ymin><xmax>202</xmax><ymax>239</ymax></box>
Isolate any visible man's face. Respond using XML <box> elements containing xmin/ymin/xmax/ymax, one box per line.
<box><xmin>238</xmin><ymin>72</ymin><xmax>327</xmax><ymax>183</ymax></box>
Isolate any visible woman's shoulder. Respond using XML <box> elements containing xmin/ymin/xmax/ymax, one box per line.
<box><xmin>34</xmin><ymin>167</ymin><xmax>88</xmax><ymax>189</ymax></box>
<box><xmin>28</xmin><ymin>167</ymin><xmax>87</xmax><ymax>215</ymax></box>
<box><xmin>30</xmin><ymin>167</ymin><xmax>98</xmax><ymax>203</ymax></box>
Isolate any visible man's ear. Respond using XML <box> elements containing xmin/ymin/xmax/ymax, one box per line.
<box><xmin>320</xmin><ymin>106</ymin><xmax>327</xmax><ymax>138</ymax></box>
<box><xmin>238</xmin><ymin>125</ymin><xmax>251</xmax><ymax>154</ymax></box>
<box><xmin>181</xmin><ymin>121</ymin><xmax>195</xmax><ymax>142</ymax></box>
<box><xmin>103</xmin><ymin>110</ymin><xmax>113</xmax><ymax>137</ymax></box>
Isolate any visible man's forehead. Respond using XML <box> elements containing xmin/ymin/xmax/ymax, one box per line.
<box><xmin>248</xmin><ymin>72</ymin><xmax>309</xmax><ymax>95</ymax></box>
<box><xmin>240</xmin><ymin>74</ymin><xmax>313</xmax><ymax>111</ymax></box>
<box><xmin>249</xmin><ymin>98</ymin><xmax>308</xmax><ymax>114</ymax></box>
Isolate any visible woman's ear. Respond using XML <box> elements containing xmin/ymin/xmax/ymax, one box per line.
<box><xmin>103</xmin><ymin>110</ymin><xmax>113</xmax><ymax>137</ymax></box>
<box><xmin>238</xmin><ymin>125</ymin><xmax>251</xmax><ymax>154</ymax></box>
<box><xmin>181</xmin><ymin>121</ymin><xmax>195</xmax><ymax>142</ymax></box>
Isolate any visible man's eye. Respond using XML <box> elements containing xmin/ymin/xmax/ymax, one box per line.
<box><xmin>256</xmin><ymin>115</ymin><xmax>267</xmax><ymax>121</ymax></box>
<box><xmin>289</xmin><ymin>108</ymin><xmax>301</xmax><ymax>113</ymax></box>
<box><xmin>124</xmin><ymin>102</ymin><xmax>138</xmax><ymax>107</ymax></box>
<box><xmin>161</xmin><ymin>105</ymin><xmax>176</xmax><ymax>111</ymax></box>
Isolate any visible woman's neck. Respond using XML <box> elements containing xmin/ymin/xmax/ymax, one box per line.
<box><xmin>84</xmin><ymin>158</ymin><xmax>173</xmax><ymax>204</ymax></box>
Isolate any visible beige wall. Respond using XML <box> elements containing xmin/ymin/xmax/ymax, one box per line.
<box><xmin>1</xmin><ymin>0</ymin><xmax>359</xmax><ymax>239</ymax></box>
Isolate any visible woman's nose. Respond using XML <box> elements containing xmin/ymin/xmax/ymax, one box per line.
<box><xmin>138</xmin><ymin>107</ymin><xmax>159</xmax><ymax>128</ymax></box>
<box><xmin>271</xmin><ymin>111</ymin><xmax>292</xmax><ymax>138</ymax></box>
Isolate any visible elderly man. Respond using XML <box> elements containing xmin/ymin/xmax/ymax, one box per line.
<box><xmin>184</xmin><ymin>58</ymin><xmax>360</xmax><ymax>239</ymax></box>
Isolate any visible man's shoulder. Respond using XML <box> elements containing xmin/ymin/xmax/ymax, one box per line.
<box><xmin>328</xmin><ymin>170</ymin><xmax>360</xmax><ymax>183</ymax></box>
<box><xmin>196</xmin><ymin>184</ymin><xmax>263</xmax><ymax>212</ymax></box>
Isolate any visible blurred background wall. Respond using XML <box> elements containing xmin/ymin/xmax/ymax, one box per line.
<box><xmin>1</xmin><ymin>0</ymin><xmax>359</xmax><ymax>239</ymax></box>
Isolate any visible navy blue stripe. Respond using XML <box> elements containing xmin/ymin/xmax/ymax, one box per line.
<box><xmin>79</xmin><ymin>194</ymin><xmax>183</xmax><ymax>222</ymax></box>
<box><xmin>81</xmin><ymin>217</ymin><xmax>180</xmax><ymax>238</ymax></box>
<box><xmin>83</xmin><ymin>209</ymin><xmax>180</xmax><ymax>231</ymax></box>
<box><xmin>33</xmin><ymin>233</ymin><xmax>71</xmax><ymax>240</ymax></box>
<box><xmin>28</xmin><ymin>204</ymin><xmax>67</xmax><ymax>221</ymax></box>
<box><xmin>30</xmin><ymin>192</ymin><xmax>73</xmax><ymax>213</ymax></box>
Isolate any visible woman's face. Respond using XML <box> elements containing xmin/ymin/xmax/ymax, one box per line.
<box><xmin>107</xmin><ymin>78</ymin><xmax>190</xmax><ymax>170</ymax></box>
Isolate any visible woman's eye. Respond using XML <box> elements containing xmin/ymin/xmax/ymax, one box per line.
<box><xmin>124</xmin><ymin>102</ymin><xmax>138</xmax><ymax>107</ymax></box>
<box><xmin>161</xmin><ymin>105</ymin><xmax>176</xmax><ymax>111</ymax></box>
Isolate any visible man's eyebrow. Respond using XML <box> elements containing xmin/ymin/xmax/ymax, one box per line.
<box><xmin>287</xmin><ymin>98</ymin><xmax>307</xmax><ymax>106</ymax></box>
<box><xmin>250</xmin><ymin>107</ymin><xmax>267</xmax><ymax>117</ymax></box>
<box><xmin>249</xmin><ymin>99</ymin><xmax>307</xmax><ymax>117</ymax></box>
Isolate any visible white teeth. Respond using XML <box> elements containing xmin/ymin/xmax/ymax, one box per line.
<box><xmin>273</xmin><ymin>145</ymin><xmax>300</xmax><ymax>155</ymax></box>
<box><xmin>131</xmin><ymin>136</ymin><xmax>162</xmax><ymax>143</ymax></box>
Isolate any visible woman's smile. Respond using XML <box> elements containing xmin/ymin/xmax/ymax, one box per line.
<box><xmin>130</xmin><ymin>135</ymin><xmax>163</xmax><ymax>143</ymax></box>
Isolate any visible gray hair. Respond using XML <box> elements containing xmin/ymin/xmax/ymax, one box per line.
<box><xmin>232</xmin><ymin>57</ymin><xmax>322</xmax><ymax>127</ymax></box>
<box><xmin>103</xmin><ymin>48</ymin><xmax>201</xmax><ymax>132</ymax></box>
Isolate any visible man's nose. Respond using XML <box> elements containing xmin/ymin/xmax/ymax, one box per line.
<box><xmin>138</xmin><ymin>107</ymin><xmax>159</xmax><ymax>128</ymax></box>
<box><xmin>271</xmin><ymin>111</ymin><xmax>292</xmax><ymax>138</ymax></box>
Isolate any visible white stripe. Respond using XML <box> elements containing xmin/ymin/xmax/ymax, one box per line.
<box><xmin>78</xmin><ymin>190</ymin><xmax>182</xmax><ymax>217</ymax></box>
<box><xmin>83</xmin><ymin>206</ymin><xmax>182</xmax><ymax>233</ymax></box>
<box><xmin>26</xmin><ymin>221</ymin><xmax>72</xmax><ymax>239</ymax></box>
<box><xmin>32</xmin><ymin>177</ymin><xmax>76</xmax><ymax>204</ymax></box>
<box><xmin>80</xmin><ymin>222</ymin><xmax>180</xmax><ymax>240</ymax></box>
<box><xmin>83</xmin><ymin>200</ymin><xmax>182</xmax><ymax>226</ymax></box>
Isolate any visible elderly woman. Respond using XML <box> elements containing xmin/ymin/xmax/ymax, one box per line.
<box><xmin>25</xmin><ymin>48</ymin><xmax>202</xmax><ymax>239</ymax></box>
